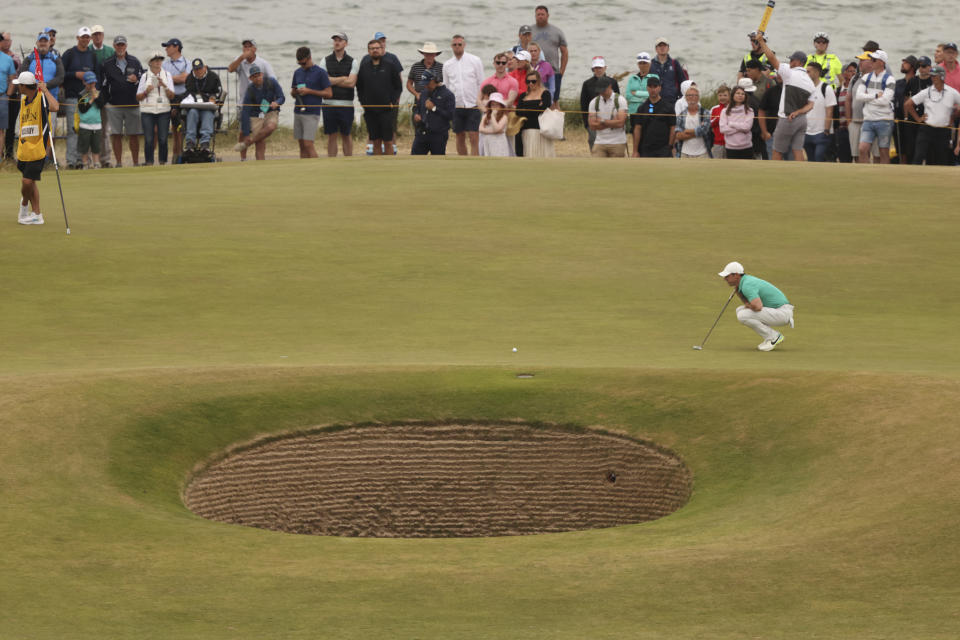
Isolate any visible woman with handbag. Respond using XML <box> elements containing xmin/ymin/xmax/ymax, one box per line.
<box><xmin>515</xmin><ymin>69</ymin><xmax>556</xmax><ymax>157</ymax></box>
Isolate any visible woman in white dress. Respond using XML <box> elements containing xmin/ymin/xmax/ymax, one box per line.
<box><xmin>479</xmin><ymin>92</ymin><xmax>510</xmax><ymax>157</ymax></box>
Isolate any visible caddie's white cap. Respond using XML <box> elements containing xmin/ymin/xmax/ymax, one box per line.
<box><xmin>591</xmin><ymin>56</ymin><xmax>606</xmax><ymax>68</ymax></box>
<box><xmin>13</xmin><ymin>71</ymin><xmax>37</xmax><ymax>85</ymax></box>
<box><xmin>718</xmin><ymin>261</ymin><xmax>745</xmax><ymax>277</ymax></box>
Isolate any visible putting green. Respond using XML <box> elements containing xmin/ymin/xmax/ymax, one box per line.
<box><xmin>1</xmin><ymin>158</ymin><xmax>958</xmax><ymax>638</ymax></box>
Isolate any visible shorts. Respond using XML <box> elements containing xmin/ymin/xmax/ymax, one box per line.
<box><xmin>292</xmin><ymin>113</ymin><xmax>320</xmax><ymax>141</ymax></box>
<box><xmin>251</xmin><ymin>110</ymin><xmax>279</xmax><ymax>137</ymax></box>
<box><xmin>322</xmin><ymin>105</ymin><xmax>354</xmax><ymax>136</ymax></box>
<box><xmin>452</xmin><ymin>106</ymin><xmax>482</xmax><ymax>133</ymax></box>
<box><xmin>859</xmin><ymin>119</ymin><xmax>893</xmax><ymax>148</ymax></box>
<box><xmin>78</xmin><ymin>128</ymin><xmax>101</xmax><ymax>154</ymax></box>
<box><xmin>364</xmin><ymin>108</ymin><xmax>394</xmax><ymax>141</ymax></box>
<box><xmin>591</xmin><ymin>143</ymin><xmax>626</xmax><ymax>158</ymax></box>
<box><xmin>0</xmin><ymin>97</ymin><xmax>8</xmax><ymax>129</ymax></box>
<box><xmin>18</xmin><ymin>158</ymin><xmax>45</xmax><ymax>181</ymax></box>
<box><xmin>772</xmin><ymin>114</ymin><xmax>806</xmax><ymax>153</ymax></box>
<box><xmin>170</xmin><ymin>95</ymin><xmax>184</xmax><ymax>127</ymax></box>
<box><xmin>106</xmin><ymin>104</ymin><xmax>142</xmax><ymax>136</ymax></box>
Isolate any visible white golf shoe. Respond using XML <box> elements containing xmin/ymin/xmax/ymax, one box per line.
<box><xmin>18</xmin><ymin>212</ymin><xmax>44</xmax><ymax>225</ymax></box>
<box><xmin>757</xmin><ymin>333</ymin><xmax>784</xmax><ymax>352</ymax></box>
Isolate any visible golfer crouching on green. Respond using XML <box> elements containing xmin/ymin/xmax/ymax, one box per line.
<box><xmin>719</xmin><ymin>261</ymin><xmax>794</xmax><ymax>351</ymax></box>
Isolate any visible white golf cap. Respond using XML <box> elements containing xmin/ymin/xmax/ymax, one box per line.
<box><xmin>515</xmin><ymin>50</ymin><xmax>532</xmax><ymax>62</ymax></box>
<box><xmin>868</xmin><ymin>49</ymin><xmax>888</xmax><ymax>63</ymax></box>
<box><xmin>636</xmin><ymin>52</ymin><xmax>652</xmax><ymax>63</ymax></box>
<box><xmin>718</xmin><ymin>261</ymin><xmax>745</xmax><ymax>277</ymax></box>
<box><xmin>77</xmin><ymin>26</ymin><xmax>92</xmax><ymax>37</ymax></box>
<box><xmin>591</xmin><ymin>56</ymin><xmax>606</xmax><ymax>68</ymax></box>
<box><xmin>91</xmin><ymin>25</ymin><xmax>105</xmax><ymax>34</ymax></box>
<box><xmin>13</xmin><ymin>71</ymin><xmax>37</xmax><ymax>85</ymax></box>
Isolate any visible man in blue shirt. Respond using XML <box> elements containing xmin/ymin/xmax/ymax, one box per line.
<box><xmin>0</xmin><ymin>43</ymin><xmax>17</xmax><ymax>159</ymax></box>
<box><xmin>237</xmin><ymin>65</ymin><xmax>285</xmax><ymax>160</ymax></box>
<box><xmin>291</xmin><ymin>46</ymin><xmax>332</xmax><ymax>159</ymax></box>
<box><xmin>719</xmin><ymin>261</ymin><xmax>795</xmax><ymax>351</ymax></box>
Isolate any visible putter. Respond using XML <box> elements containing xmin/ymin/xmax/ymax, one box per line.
<box><xmin>692</xmin><ymin>289</ymin><xmax>737</xmax><ymax>350</ymax></box>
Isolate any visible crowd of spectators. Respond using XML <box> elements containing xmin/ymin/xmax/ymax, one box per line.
<box><xmin>2</xmin><ymin>11</ymin><xmax>959</xmax><ymax>165</ymax></box>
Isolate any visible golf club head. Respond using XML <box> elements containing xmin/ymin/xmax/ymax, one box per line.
<box><xmin>692</xmin><ymin>345</ymin><xmax>703</xmax><ymax>350</ymax></box>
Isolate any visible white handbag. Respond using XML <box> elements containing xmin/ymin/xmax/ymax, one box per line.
<box><xmin>538</xmin><ymin>107</ymin><xmax>564</xmax><ymax>140</ymax></box>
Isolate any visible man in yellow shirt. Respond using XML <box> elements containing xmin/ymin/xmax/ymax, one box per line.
<box><xmin>14</xmin><ymin>71</ymin><xmax>59</xmax><ymax>225</ymax></box>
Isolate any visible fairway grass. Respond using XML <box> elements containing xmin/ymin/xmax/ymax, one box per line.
<box><xmin>1</xmin><ymin>158</ymin><xmax>959</xmax><ymax>638</ymax></box>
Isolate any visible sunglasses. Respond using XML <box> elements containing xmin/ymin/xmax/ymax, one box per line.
<box><xmin>495</xmin><ymin>60</ymin><xmax>507</xmax><ymax>65</ymax></box>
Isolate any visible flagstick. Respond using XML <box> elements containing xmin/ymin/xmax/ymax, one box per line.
<box><xmin>32</xmin><ymin>47</ymin><xmax>71</xmax><ymax>236</ymax></box>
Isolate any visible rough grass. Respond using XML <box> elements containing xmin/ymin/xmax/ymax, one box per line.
<box><xmin>1</xmin><ymin>158</ymin><xmax>958</xmax><ymax>638</ymax></box>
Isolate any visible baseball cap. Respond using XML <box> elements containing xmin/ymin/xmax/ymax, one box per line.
<box><xmin>789</xmin><ymin>50</ymin><xmax>807</xmax><ymax>62</ymax></box>
<box><xmin>242</xmin><ymin>38</ymin><xmax>256</xmax><ymax>47</ymax></box>
<box><xmin>420</xmin><ymin>69</ymin><xmax>436</xmax><ymax>82</ymax></box>
<box><xmin>13</xmin><ymin>71</ymin><xmax>37</xmax><ymax>85</ymax></box>
<box><xmin>930</xmin><ymin>65</ymin><xmax>946</xmax><ymax>77</ymax></box>
<box><xmin>519</xmin><ymin>25</ymin><xmax>533</xmax><ymax>35</ymax></box>
<box><xmin>902</xmin><ymin>55</ymin><xmax>918</xmax><ymax>69</ymax></box>
<box><xmin>374</xmin><ymin>31</ymin><xmax>386</xmax><ymax>40</ymax></box>
<box><xmin>488</xmin><ymin>92</ymin><xmax>505</xmax><ymax>105</ymax></box>
<box><xmin>192</xmin><ymin>57</ymin><xmax>204</xmax><ymax>69</ymax></box>
<box><xmin>515</xmin><ymin>50</ymin><xmax>532</xmax><ymax>62</ymax></box>
<box><xmin>655</xmin><ymin>37</ymin><xmax>669</xmax><ymax>46</ymax></box>
<box><xmin>591</xmin><ymin>56</ymin><xmax>606</xmax><ymax>68</ymax></box>
<box><xmin>737</xmin><ymin>77</ymin><xmax>757</xmax><ymax>92</ymax></box>
<box><xmin>91</xmin><ymin>25</ymin><xmax>105</xmax><ymax>34</ymax></box>
<box><xmin>162</xmin><ymin>38</ymin><xmax>183</xmax><ymax>48</ymax></box>
<box><xmin>917</xmin><ymin>56</ymin><xmax>932</xmax><ymax>67</ymax></box>
<box><xmin>150</xmin><ymin>50</ymin><xmax>165</xmax><ymax>61</ymax></box>
<box><xmin>113</xmin><ymin>35</ymin><xmax>127</xmax><ymax>45</ymax></box>
<box><xmin>636</xmin><ymin>51</ymin><xmax>651</xmax><ymax>63</ymax></box>
<box><xmin>645</xmin><ymin>74</ymin><xmax>661</xmax><ymax>86</ymax></box>
<box><xmin>43</xmin><ymin>27</ymin><xmax>57</xmax><ymax>35</ymax></box>
<box><xmin>248</xmin><ymin>64</ymin><xmax>261</xmax><ymax>76</ymax></box>
<box><xmin>77</xmin><ymin>26</ymin><xmax>92</xmax><ymax>37</ymax></box>
<box><xmin>856</xmin><ymin>52</ymin><xmax>872</xmax><ymax>60</ymax></box>
<box><xmin>37</xmin><ymin>33</ymin><xmax>50</xmax><ymax>41</ymax></box>
<box><xmin>83</xmin><ymin>70</ymin><xmax>97</xmax><ymax>83</ymax></box>
<box><xmin>331</xmin><ymin>31</ymin><xmax>348</xmax><ymax>40</ymax></box>
<box><xmin>718</xmin><ymin>262</ymin><xmax>745</xmax><ymax>277</ymax></box>
<box><xmin>868</xmin><ymin>50</ymin><xmax>888</xmax><ymax>63</ymax></box>
<box><xmin>944</xmin><ymin>42</ymin><xmax>958</xmax><ymax>51</ymax></box>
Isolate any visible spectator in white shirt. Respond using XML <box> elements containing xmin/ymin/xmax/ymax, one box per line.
<box><xmin>443</xmin><ymin>34</ymin><xmax>484</xmax><ymax>155</ymax></box>
<box><xmin>588</xmin><ymin>77</ymin><xmax>628</xmax><ymax>157</ymax></box>
<box><xmin>904</xmin><ymin>66</ymin><xmax>960</xmax><ymax>164</ymax></box>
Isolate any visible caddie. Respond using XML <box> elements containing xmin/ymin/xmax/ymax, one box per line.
<box><xmin>14</xmin><ymin>71</ymin><xmax>59</xmax><ymax>225</ymax></box>
<box><xmin>718</xmin><ymin>261</ymin><xmax>794</xmax><ymax>351</ymax></box>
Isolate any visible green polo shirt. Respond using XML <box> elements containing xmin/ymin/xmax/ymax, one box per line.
<box><xmin>94</xmin><ymin>45</ymin><xmax>115</xmax><ymax>66</ymax></box>
<box><xmin>739</xmin><ymin>274</ymin><xmax>789</xmax><ymax>308</ymax></box>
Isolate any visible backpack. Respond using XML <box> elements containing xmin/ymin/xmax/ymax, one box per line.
<box><xmin>592</xmin><ymin>93</ymin><xmax>626</xmax><ymax>129</ymax></box>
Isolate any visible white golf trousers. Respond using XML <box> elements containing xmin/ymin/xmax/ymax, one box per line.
<box><xmin>736</xmin><ymin>304</ymin><xmax>794</xmax><ymax>341</ymax></box>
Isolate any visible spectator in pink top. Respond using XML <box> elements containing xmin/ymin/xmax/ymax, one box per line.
<box><xmin>481</xmin><ymin>52</ymin><xmax>519</xmax><ymax>106</ymax></box>
<box><xmin>719</xmin><ymin>84</ymin><xmax>755</xmax><ymax>158</ymax></box>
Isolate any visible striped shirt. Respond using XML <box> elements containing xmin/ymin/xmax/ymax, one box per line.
<box><xmin>408</xmin><ymin>59</ymin><xmax>444</xmax><ymax>93</ymax></box>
